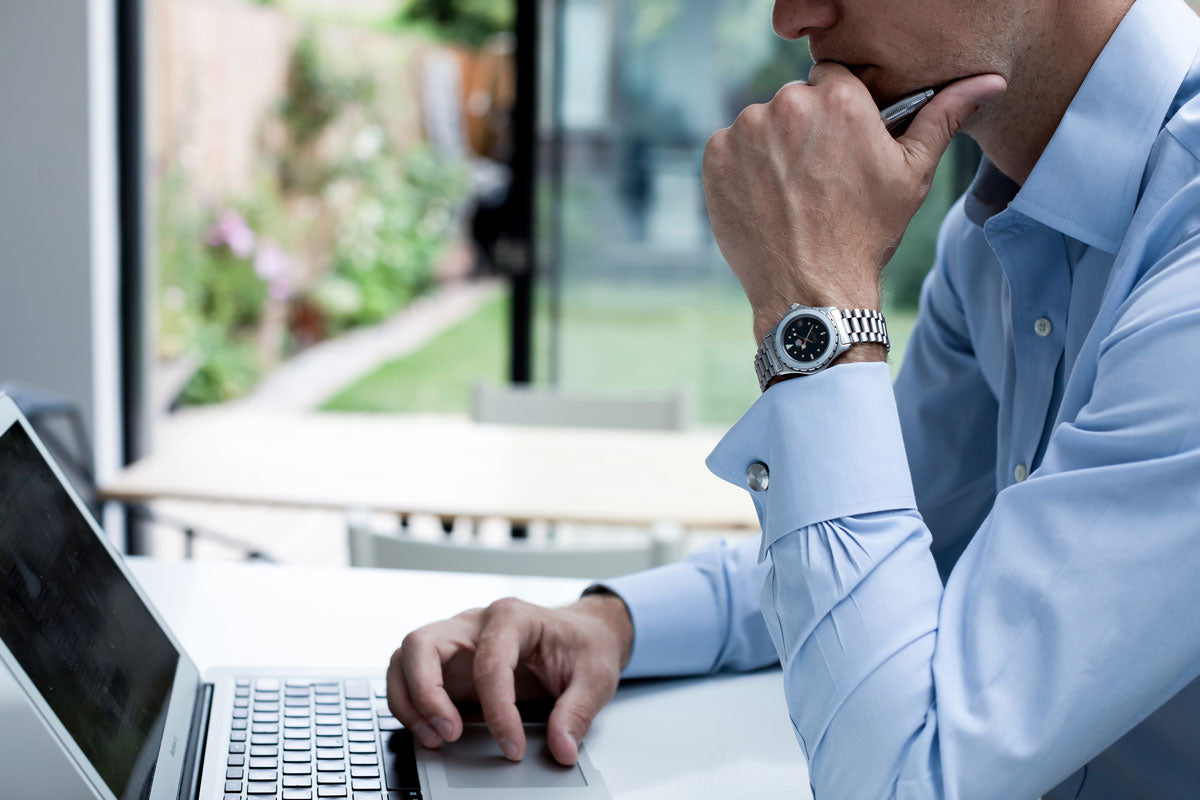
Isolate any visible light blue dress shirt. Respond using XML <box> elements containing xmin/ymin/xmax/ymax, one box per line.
<box><xmin>601</xmin><ymin>0</ymin><xmax>1200</xmax><ymax>796</ymax></box>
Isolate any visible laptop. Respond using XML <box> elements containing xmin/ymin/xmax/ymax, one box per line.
<box><xmin>0</xmin><ymin>393</ymin><xmax>611</xmax><ymax>800</ymax></box>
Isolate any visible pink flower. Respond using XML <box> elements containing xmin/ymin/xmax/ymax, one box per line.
<box><xmin>204</xmin><ymin>209</ymin><xmax>256</xmax><ymax>258</ymax></box>
<box><xmin>254</xmin><ymin>238</ymin><xmax>294</xmax><ymax>301</ymax></box>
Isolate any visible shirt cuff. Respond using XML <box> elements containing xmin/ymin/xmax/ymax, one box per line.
<box><xmin>587</xmin><ymin>560</ymin><xmax>726</xmax><ymax>679</ymax></box>
<box><xmin>705</xmin><ymin>362</ymin><xmax>916</xmax><ymax>562</ymax></box>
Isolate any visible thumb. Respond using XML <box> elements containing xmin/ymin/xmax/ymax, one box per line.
<box><xmin>545</xmin><ymin>667</ymin><xmax>617</xmax><ymax>766</ymax></box>
<box><xmin>898</xmin><ymin>74</ymin><xmax>1006</xmax><ymax>170</ymax></box>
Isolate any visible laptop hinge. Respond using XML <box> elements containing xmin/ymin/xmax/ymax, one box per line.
<box><xmin>178</xmin><ymin>683</ymin><xmax>213</xmax><ymax>800</ymax></box>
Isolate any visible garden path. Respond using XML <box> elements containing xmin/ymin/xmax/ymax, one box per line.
<box><xmin>235</xmin><ymin>276</ymin><xmax>505</xmax><ymax>411</ymax></box>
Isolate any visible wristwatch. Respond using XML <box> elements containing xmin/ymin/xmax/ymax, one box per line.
<box><xmin>754</xmin><ymin>304</ymin><xmax>889</xmax><ymax>391</ymax></box>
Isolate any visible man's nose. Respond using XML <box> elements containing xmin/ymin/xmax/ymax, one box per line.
<box><xmin>772</xmin><ymin>0</ymin><xmax>838</xmax><ymax>40</ymax></box>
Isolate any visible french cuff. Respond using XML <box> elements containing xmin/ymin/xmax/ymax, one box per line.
<box><xmin>586</xmin><ymin>561</ymin><xmax>726</xmax><ymax>679</ymax></box>
<box><xmin>706</xmin><ymin>362</ymin><xmax>916</xmax><ymax>563</ymax></box>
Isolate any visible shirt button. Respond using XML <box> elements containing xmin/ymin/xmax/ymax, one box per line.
<box><xmin>1014</xmin><ymin>463</ymin><xmax>1029</xmax><ymax>482</ymax></box>
<box><xmin>746</xmin><ymin>462</ymin><xmax>770</xmax><ymax>492</ymax></box>
<box><xmin>1034</xmin><ymin>317</ymin><xmax>1053</xmax><ymax>337</ymax></box>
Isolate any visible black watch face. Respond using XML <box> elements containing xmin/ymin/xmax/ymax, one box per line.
<box><xmin>782</xmin><ymin>315</ymin><xmax>831</xmax><ymax>363</ymax></box>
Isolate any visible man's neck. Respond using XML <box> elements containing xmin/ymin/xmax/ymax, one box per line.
<box><xmin>966</xmin><ymin>0</ymin><xmax>1136</xmax><ymax>186</ymax></box>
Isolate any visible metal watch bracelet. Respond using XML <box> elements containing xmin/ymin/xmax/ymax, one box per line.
<box><xmin>755</xmin><ymin>307</ymin><xmax>889</xmax><ymax>391</ymax></box>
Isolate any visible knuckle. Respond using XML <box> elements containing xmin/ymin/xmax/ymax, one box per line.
<box><xmin>401</xmin><ymin>628</ymin><xmax>429</xmax><ymax>652</ymax></box>
<box><xmin>824</xmin><ymin>81</ymin><xmax>859</xmax><ymax>116</ymax></box>
<box><xmin>487</xmin><ymin>596</ymin><xmax>525</xmax><ymax>618</ymax></box>
<box><xmin>734</xmin><ymin>102</ymin><xmax>766</xmax><ymax>129</ymax></box>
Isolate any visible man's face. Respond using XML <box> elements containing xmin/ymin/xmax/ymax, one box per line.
<box><xmin>773</xmin><ymin>0</ymin><xmax>1035</xmax><ymax>106</ymax></box>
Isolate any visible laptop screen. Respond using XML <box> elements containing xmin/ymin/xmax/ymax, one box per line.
<box><xmin>0</xmin><ymin>422</ymin><xmax>180</xmax><ymax>800</ymax></box>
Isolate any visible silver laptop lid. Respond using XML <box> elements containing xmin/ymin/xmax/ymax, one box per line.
<box><xmin>0</xmin><ymin>393</ymin><xmax>202</xmax><ymax>800</ymax></box>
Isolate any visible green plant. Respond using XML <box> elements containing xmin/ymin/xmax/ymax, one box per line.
<box><xmin>396</xmin><ymin>0</ymin><xmax>513</xmax><ymax>48</ymax></box>
<box><xmin>310</xmin><ymin>144</ymin><xmax>469</xmax><ymax>332</ymax></box>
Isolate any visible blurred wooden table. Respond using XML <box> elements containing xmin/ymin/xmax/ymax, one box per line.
<box><xmin>99</xmin><ymin>411</ymin><xmax>760</xmax><ymax>532</ymax></box>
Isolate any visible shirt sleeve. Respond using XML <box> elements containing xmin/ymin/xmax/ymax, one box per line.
<box><xmin>595</xmin><ymin>534</ymin><xmax>778</xmax><ymax>679</ymax></box>
<box><xmin>702</xmin><ymin>240</ymin><xmax>1200</xmax><ymax>796</ymax></box>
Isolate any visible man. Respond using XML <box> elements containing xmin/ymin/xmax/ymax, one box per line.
<box><xmin>387</xmin><ymin>0</ymin><xmax>1200</xmax><ymax>796</ymax></box>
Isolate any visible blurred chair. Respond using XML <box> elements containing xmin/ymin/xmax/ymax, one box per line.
<box><xmin>346</xmin><ymin>383</ymin><xmax>692</xmax><ymax>576</ymax></box>
<box><xmin>347</xmin><ymin>512</ymin><xmax>683</xmax><ymax>579</ymax></box>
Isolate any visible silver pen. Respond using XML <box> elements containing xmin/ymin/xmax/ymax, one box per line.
<box><xmin>880</xmin><ymin>89</ymin><xmax>935</xmax><ymax>134</ymax></box>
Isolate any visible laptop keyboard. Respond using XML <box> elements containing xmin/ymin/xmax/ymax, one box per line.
<box><xmin>221</xmin><ymin>677</ymin><xmax>421</xmax><ymax>800</ymax></box>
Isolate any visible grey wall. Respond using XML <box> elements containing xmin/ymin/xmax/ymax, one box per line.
<box><xmin>0</xmin><ymin>0</ymin><xmax>123</xmax><ymax>521</ymax></box>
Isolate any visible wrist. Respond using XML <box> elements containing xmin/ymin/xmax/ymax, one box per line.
<box><xmin>575</xmin><ymin>590</ymin><xmax>634</xmax><ymax>670</ymax></box>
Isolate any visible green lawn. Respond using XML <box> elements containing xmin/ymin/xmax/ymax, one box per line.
<box><xmin>322</xmin><ymin>284</ymin><xmax>919</xmax><ymax>426</ymax></box>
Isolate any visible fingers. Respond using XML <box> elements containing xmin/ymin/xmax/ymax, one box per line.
<box><xmin>473</xmin><ymin>598</ymin><xmax>540</xmax><ymax>761</ymax></box>
<box><xmin>898</xmin><ymin>73</ymin><xmax>1006</xmax><ymax>172</ymax></box>
<box><xmin>387</xmin><ymin>648</ymin><xmax>442</xmax><ymax>749</ymax></box>
<box><xmin>804</xmin><ymin>59</ymin><xmax>856</xmax><ymax>87</ymax></box>
<box><xmin>387</xmin><ymin>614</ymin><xmax>480</xmax><ymax>749</ymax></box>
<box><xmin>400</xmin><ymin>630</ymin><xmax>465</xmax><ymax>742</ymax></box>
<box><xmin>545</xmin><ymin>664</ymin><xmax>620</xmax><ymax>766</ymax></box>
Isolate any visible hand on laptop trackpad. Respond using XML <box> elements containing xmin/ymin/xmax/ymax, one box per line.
<box><xmin>437</xmin><ymin>724</ymin><xmax>587</xmax><ymax>789</ymax></box>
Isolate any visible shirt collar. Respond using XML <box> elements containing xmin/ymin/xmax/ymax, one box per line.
<box><xmin>965</xmin><ymin>0</ymin><xmax>1200</xmax><ymax>253</ymax></box>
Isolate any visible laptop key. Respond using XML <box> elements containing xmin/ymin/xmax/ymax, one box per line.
<box><xmin>283</xmin><ymin>790</ymin><xmax>313</xmax><ymax>800</ymax></box>
<box><xmin>349</xmin><ymin>754</ymin><xmax>377</xmax><ymax>766</ymax></box>
<box><xmin>249</xmin><ymin>757</ymin><xmax>278</xmax><ymax>769</ymax></box>
<box><xmin>344</xmin><ymin>680</ymin><xmax>370</xmax><ymax>700</ymax></box>
<box><xmin>284</xmin><ymin>740</ymin><xmax>311</xmax><ymax>751</ymax></box>
<box><xmin>316</xmin><ymin>737</ymin><xmax>343</xmax><ymax>748</ymax></box>
<box><xmin>284</xmin><ymin>729</ymin><xmax>312</xmax><ymax>739</ymax></box>
<box><xmin>248</xmin><ymin>770</ymin><xmax>278</xmax><ymax>782</ymax></box>
<box><xmin>250</xmin><ymin>745</ymin><xmax>278</xmax><ymax>756</ymax></box>
<box><xmin>224</xmin><ymin>780</ymin><xmax>241</xmax><ymax>793</ymax></box>
<box><xmin>256</xmin><ymin>678</ymin><xmax>281</xmax><ymax>691</ymax></box>
<box><xmin>284</xmin><ymin>751</ymin><xmax>312</xmax><ymax>762</ymax></box>
<box><xmin>317</xmin><ymin>773</ymin><xmax>347</xmax><ymax>784</ymax></box>
<box><xmin>247</xmin><ymin>780</ymin><xmax>277</xmax><ymax>794</ymax></box>
<box><xmin>350</xmin><ymin>767</ymin><xmax>378</xmax><ymax>779</ymax></box>
<box><xmin>352</xmin><ymin>780</ymin><xmax>382</xmax><ymax>791</ymax></box>
<box><xmin>348</xmin><ymin>731</ymin><xmax>375</xmax><ymax>742</ymax></box>
<box><xmin>347</xmin><ymin>721</ymin><xmax>373</xmax><ymax>732</ymax></box>
<box><xmin>316</xmin><ymin>748</ymin><xmax>344</xmax><ymax>760</ymax></box>
<box><xmin>284</xmin><ymin>763</ymin><xmax>313</xmax><ymax>775</ymax></box>
<box><xmin>226</xmin><ymin>768</ymin><xmax>243</xmax><ymax>780</ymax></box>
<box><xmin>229</xmin><ymin>742</ymin><xmax>247</xmax><ymax>754</ymax></box>
<box><xmin>377</xmin><ymin>718</ymin><xmax>401</xmax><ymax>732</ymax></box>
<box><xmin>317</xmin><ymin>760</ymin><xmax>347</xmax><ymax>772</ymax></box>
<box><xmin>231</xmin><ymin>730</ymin><xmax>247</xmax><ymax>742</ymax></box>
<box><xmin>228</xmin><ymin>755</ymin><xmax>245</xmax><ymax>767</ymax></box>
<box><xmin>284</xmin><ymin>776</ymin><xmax>313</xmax><ymax>788</ymax></box>
<box><xmin>252</xmin><ymin>734</ymin><xmax>278</xmax><ymax>745</ymax></box>
<box><xmin>349</xmin><ymin>743</ymin><xmax>375</xmax><ymax>754</ymax></box>
<box><xmin>318</xmin><ymin>786</ymin><xmax>348</xmax><ymax>797</ymax></box>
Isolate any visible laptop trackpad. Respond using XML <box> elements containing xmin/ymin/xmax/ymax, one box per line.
<box><xmin>438</xmin><ymin>725</ymin><xmax>586</xmax><ymax>789</ymax></box>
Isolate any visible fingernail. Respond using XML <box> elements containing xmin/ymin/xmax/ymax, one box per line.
<box><xmin>498</xmin><ymin>737</ymin><xmax>521</xmax><ymax>761</ymax></box>
<box><xmin>411</xmin><ymin>721</ymin><xmax>439</xmax><ymax>748</ymax></box>
<box><xmin>431</xmin><ymin>717</ymin><xmax>454</xmax><ymax>739</ymax></box>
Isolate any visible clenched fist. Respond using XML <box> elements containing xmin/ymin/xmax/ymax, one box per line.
<box><xmin>702</xmin><ymin>63</ymin><xmax>1005</xmax><ymax>343</ymax></box>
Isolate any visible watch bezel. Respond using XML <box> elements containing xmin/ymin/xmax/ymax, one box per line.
<box><xmin>774</xmin><ymin>307</ymin><xmax>843</xmax><ymax>373</ymax></box>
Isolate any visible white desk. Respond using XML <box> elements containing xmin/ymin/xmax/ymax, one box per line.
<box><xmin>100</xmin><ymin>412</ymin><xmax>760</xmax><ymax>531</ymax></box>
<box><xmin>129</xmin><ymin>559</ymin><xmax>812</xmax><ymax>800</ymax></box>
